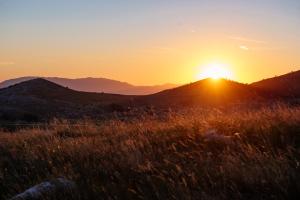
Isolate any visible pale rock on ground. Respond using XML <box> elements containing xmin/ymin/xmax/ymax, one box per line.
<box><xmin>10</xmin><ymin>178</ymin><xmax>77</xmax><ymax>200</ymax></box>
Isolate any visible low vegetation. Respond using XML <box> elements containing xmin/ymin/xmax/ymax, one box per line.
<box><xmin>1</xmin><ymin>105</ymin><xmax>300</xmax><ymax>199</ymax></box>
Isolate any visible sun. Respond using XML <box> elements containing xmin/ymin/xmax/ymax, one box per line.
<box><xmin>197</xmin><ymin>63</ymin><xmax>233</xmax><ymax>80</ymax></box>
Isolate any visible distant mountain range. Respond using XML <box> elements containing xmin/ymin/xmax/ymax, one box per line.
<box><xmin>0</xmin><ymin>70</ymin><xmax>299</xmax><ymax>122</ymax></box>
<box><xmin>0</xmin><ymin>77</ymin><xmax>178</xmax><ymax>95</ymax></box>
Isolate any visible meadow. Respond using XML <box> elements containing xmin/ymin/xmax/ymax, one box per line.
<box><xmin>1</xmin><ymin>105</ymin><xmax>300</xmax><ymax>200</ymax></box>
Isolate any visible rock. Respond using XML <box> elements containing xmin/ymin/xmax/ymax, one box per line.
<box><xmin>10</xmin><ymin>178</ymin><xmax>77</xmax><ymax>200</ymax></box>
<box><xmin>202</xmin><ymin>129</ymin><xmax>240</xmax><ymax>145</ymax></box>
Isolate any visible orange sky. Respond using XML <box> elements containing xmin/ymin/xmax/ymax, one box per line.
<box><xmin>1</xmin><ymin>1</ymin><xmax>300</xmax><ymax>85</ymax></box>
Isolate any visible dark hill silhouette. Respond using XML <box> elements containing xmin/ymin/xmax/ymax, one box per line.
<box><xmin>0</xmin><ymin>77</ymin><xmax>177</xmax><ymax>95</ymax></box>
<box><xmin>1</xmin><ymin>70</ymin><xmax>300</xmax><ymax>122</ymax></box>
<box><xmin>137</xmin><ymin>78</ymin><xmax>267</xmax><ymax>107</ymax></box>
<box><xmin>251</xmin><ymin>70</ymin><xmax>300</xmax><ymax>98</ymax></box>
<box><xmin>0</xmin><ymin>78</ymin><xmax>132</xmax><ymax>104</ymax></box>
<box><xmin>0</xmin><ymin>79</ymin><xmax>133</xmax><ymax>121</ymax></box>
<box><xmin>0</xmin><ymin>77</ymin><xmax>36</xmax><ymax>88</ymax></box>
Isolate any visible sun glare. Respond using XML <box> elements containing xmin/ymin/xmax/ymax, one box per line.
<box><xmin>197</xmin><ymin>63</ymin><xmax>233</xmax><ymax>80</ymax></box>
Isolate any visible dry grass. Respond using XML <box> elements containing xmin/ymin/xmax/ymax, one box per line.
<box><xmin>1</xmin><ymin>105</ymin><xmax>300</xmax><ymax>199</ymax></box>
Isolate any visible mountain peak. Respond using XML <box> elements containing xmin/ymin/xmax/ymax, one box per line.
<box><xmin>19</xmin><ymin>78</ymin><xmax>59</xmax><ymax>86</ymax></box>
<box><xmin>0</xmin><ymin>78</ymin><xmax>88</xmax><ymax>106</ymax></box>
<box><xmin>1</xmin><ymin>78</ymin><xmax>72</xmax><ymax>94</ymax></box>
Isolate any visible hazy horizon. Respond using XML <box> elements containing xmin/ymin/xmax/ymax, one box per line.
<box><xmin>1</xmin><ymin>0</ymin><xmax>300</xmax><ymax>85</ymax></box>
<box><xmin>0</xmin><ymin>75</ymin><xmax>180</xmax><ymax>86</ymax></box>
<box><xmin>0</xmin><ymin>68</ymin><xmax>299</xmax><ymax>86</ymax></box>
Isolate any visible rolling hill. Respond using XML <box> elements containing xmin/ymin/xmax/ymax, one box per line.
<box><xmin>141</xmin><ymin>70</ymin><xmax>300</xmax><ymax>108</ymax></box>
<box><xmin>0</xmin><ymin>77</ymin><xmax>177</xmax><ymax>95</ymax></box>
<box><xmin>1</xmin><ymin>70</ymin><xmax>300</xmax><ymax>122</ymax></box>
<box><xmin>0</xmin><ymin>78</ymin><xmax>134</xmax><ymax>121</ymax></box>
<box><xmin>138</xmin><ymin>78</ymin><xmax>268</xmax><ymax>107</ymax></box>
<box><xmin>251</xmin><ymin>70</ymin><xmax>300</xmax><ymax>98</ymax></box>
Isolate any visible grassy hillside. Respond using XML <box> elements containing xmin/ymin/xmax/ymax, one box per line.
<box><xmin>0</xmin><ymin>78</ymin><xmax>133</xmax><ymax>104</ymax></box>
<box><xmin>2</xmin><ymin>75</ymin><xmax>300</xmax><ymax>123</ymax></box>
<box><xmin>0</xmin><ymin>79</ymin><xmax>135</xmax><ymax>121</ymax></box>
<box><xmin>1</xmin><ymin>105</ymin><xmax>300</xmax><ymax>199</ymax></box>
<box><xmin>138</xmin><ymin>78</ymin><xmax>268</xmax><ymax>108</ymax></box>
<box><xmin>251</xmin><ymin>70</ymin><xmax>300</xmax><ymax>98</ymax></box>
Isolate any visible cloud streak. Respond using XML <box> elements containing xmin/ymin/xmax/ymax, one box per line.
<box><xmin>239</xmin><ymin>45</ymin><xmax>249</xmax><ymax>51</ymax></box>
<box><xmin>229</xmin><ymin>36</ymin><xmax>267</xmax><ymax>44</ymax></box>
<box><xmin>0</xmin><ymin>61</ymin><xmax>15</xmax><ymax>66</ymax></box>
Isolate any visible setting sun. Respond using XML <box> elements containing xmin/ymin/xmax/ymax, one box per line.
<box><xmin>197</xmin><ymin>63</ymin><xmax>233</xmax><ymax>80</ymax></box>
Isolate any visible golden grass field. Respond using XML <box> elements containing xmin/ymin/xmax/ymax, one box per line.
<box><xmin>1</xmin><ymin>105</ymin><xmax>300</xmax><ymax>199</ymax></box>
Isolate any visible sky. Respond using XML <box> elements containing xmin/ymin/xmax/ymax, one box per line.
<box><xmin>0</xmin><ymin>0</ymin><xmax>300</xmax><ymax>85</ymax></box>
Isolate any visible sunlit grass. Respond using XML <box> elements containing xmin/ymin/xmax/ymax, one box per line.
<box><xmin>1</xmin><ymin>105</ymin><xmax>300</xmax><ymax>199</ymax></box>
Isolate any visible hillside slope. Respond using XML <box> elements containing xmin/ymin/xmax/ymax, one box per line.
<box><xmin>0</xmin><ymin>77</ymin><xmax>177</xmax><ymax>95</ymax></box>
<box><xmin>138</xmin><ymin>78</ymin><xmax>268</xmax><ymax>107</ymax></box>
<box><xmin>0</xmin><ymin>79</ymin><xmax>133</xmax><ymax>121</ymax></box>
<box><xmin>2</xmin><ymin>71</ymin><xmax>299</xmax><ymax>122</ymax></box>
<box><xmin>251</xmin><ymin>70</ymin><xmax>300</xmax><ymax>98</ymax></box>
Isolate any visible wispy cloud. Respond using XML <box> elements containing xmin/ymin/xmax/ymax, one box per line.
<box><xmin>229</xmin><ymin>36</ymin><xmax>267</xmax><ymax>44</ymax></box>
<box><xmin>153</xmin><ymin>46</ymin><xmax>176</xmax><ymax>51</ymax></box>
<box><xmin>252</xmin><ymin>46</ymin><xmax>282</xmax><ymax>51</ymax></box>
<box><xmin>239</xmin><ymin>45</ymin><xmax>249</xmax><ymax>51</ymax></box>
<box><xmin>144</xmin><ymin>46</ymin><xmax>177</xmax><ymax>54</ymax></box>
<box><xmin>0</xmin><ymin>61</ymin><xmax>15</xmax><ymax>66</ymax></box>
